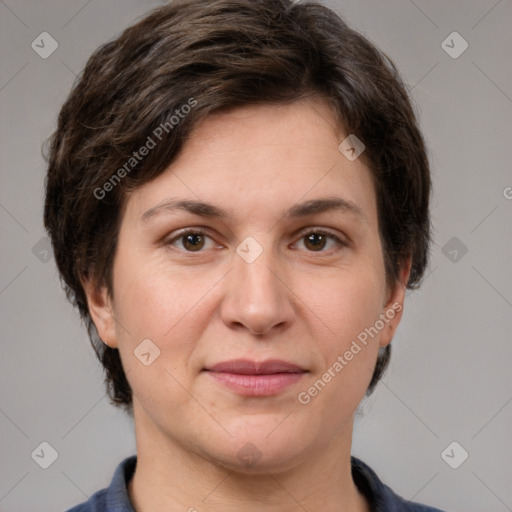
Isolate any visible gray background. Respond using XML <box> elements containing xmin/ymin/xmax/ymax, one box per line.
<box><xmin>0</xmin><ymin>0</ymin><xmax>511</xmax><ymax>511</ymax></box>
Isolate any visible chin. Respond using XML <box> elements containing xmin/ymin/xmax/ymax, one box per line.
<box><xmin>205</xmin><ymin>420</ymin><xmax>312</xmax><ymax>474</ymax></box>
<box><xmin>215</xmin><ymin>443</ymin><xmax>307</xmax><ymax>475</ymax></box>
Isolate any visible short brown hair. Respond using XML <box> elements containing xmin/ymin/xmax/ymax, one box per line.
<box><xmin>43</xmin><ymin>0</ymin><xmax>431</xmax><ymax>412</ymax></box>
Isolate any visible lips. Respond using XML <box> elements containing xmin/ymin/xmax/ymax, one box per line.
<box><xmin>204</xmin><ymin>359</ymin><xmax>306</xmax><ymax>375</ymax></box>
<box><xmin>203</xmin><ymin>359</ymin><xmax>307</xmax><ymax>396</ymax></box>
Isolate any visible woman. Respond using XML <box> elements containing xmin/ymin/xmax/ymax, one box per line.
<box><xmin>44</xmin><ymin>0</ymin><xmax>444</xmax><ymax>510</ymax></box>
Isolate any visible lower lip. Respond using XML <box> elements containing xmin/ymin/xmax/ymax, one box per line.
<box><xmin>205</xmin><ymin>371</ymin><xmax>305</xmax><ymax>396</ymax></box>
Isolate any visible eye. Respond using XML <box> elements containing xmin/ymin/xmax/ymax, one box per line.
<box><xmin>165</xmin><ymin>228</ymin><xmax>347</xmax><ymax>254</ymax></box>
<box><xmin>294</xmin><ymin>229</ymin><xmax>347</xmax><ymax>253</ymax></box>
<box><xmin>166</xmin><ymin>229</ymin><xmax>217</xmax><ymax>252</ymax></box>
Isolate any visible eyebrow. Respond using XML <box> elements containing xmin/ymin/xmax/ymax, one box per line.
<box><xmin>140</xmin><ymin>196</ymin><xmax>366</xmax><ymax>223</ymax></box>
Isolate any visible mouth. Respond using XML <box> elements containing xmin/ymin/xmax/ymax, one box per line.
<box><xmin>203</xmin><ymin>359</ymin><xmax>308</xmax><ymax>397</ymax></box>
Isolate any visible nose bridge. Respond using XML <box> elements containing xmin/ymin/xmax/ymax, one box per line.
<box><xmin>221</xmin><ymin>235</ymin><xmax>293</xmax><ymax>335</ymax></box>
<box><xmin>236</xmin><ymin>239</ymin><xmax>279</xmax><ymax>297</ymax></box>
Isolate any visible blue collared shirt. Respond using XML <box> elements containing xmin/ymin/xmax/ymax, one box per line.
<box><xmin>65</xmin><ymin>455</ymin><xmax>446</xmax><ymax>511</ymax></box>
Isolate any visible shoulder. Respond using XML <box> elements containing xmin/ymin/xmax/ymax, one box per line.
<box><xmin>64</xmin><ymin>488</ymin><xmax>108</xmax><ymax>512</ymax></box>
<box><xmin>63</xmin><ymin>455</ymin><xmax>137</xmax><ymax>512</ymax></box>
<box><xmin>351</xmin><ymin>456</ymin><xmax>447</xmax><ymax>512</ymax></box>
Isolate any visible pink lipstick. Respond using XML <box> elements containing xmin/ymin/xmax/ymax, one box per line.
<box><xmin>203</xmin><ymin>359</ymin><xmax>307</xmax><ymax>397</ymax></box>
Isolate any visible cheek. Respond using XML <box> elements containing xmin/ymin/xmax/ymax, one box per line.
<box><xmin>301</xmin><ymin>267</ymin><xmax>386</xmax><ymax>347</ymax></box>
<box><xmin>294</xmin><ymin>277</ymin><xmax>384</xmax><ymax>425</ymax></box>
<box><xmin>114</xmin><ymin>251</ymin><xmax>190</xmax><ymax>329</ymax></box>
<box><xmin>111</xmin><ymin>258</ymin><xmax>218</xmax><ymax>366</ymax></box>
<box><xmin>109</xmin><ymin>266</ymin><xmax>214</xmax><ymax>418</ymax></box>
<box><xmin>293</xmin><ymin>265</ymin><xmax>386</xmax><ymax>404</ymax></box>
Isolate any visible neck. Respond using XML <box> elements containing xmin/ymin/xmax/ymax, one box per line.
<box><xmin>127</xmin><ymin>411</ymin><xmax>369</xmax><ymax>512</ymax></box>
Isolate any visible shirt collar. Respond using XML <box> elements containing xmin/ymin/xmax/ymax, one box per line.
<box><xmin>105</xmin><ymin>454</ymin><xmax>137</xmax><ymax>511</ymax></box>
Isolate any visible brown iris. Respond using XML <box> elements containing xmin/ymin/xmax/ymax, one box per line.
<box><xmin>182</xmin><ymin>233</ymin><xmax>205</xmax><ymax>251</ymax></box>
<box><xmin>304</xmin><ymin>233</ymin><xmax>327</xmax><ymax>251</ymax></box>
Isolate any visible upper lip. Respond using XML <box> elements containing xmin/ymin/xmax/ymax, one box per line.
<box><xmin>205</xmin><ymin>359</ymin><xmax>306</xmax><ymax>375</ymax></box>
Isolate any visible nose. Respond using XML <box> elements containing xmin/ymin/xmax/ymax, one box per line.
<box><xmin>219</xmin><ymin>243</ymin><xmax>295</xmax><ymax>336</ymax></box>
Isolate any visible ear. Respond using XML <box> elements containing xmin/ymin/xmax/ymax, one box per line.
<box><xmin>81</xmin><ymin>275</ymin><xmax>118</xmax><ymax>348</ymax></box>
<box><xmin>379</xmin><ymin>257</ymin><xmax>412</xmax><ymax>348</ymax></box>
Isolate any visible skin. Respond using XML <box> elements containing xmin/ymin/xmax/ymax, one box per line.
<box><xmin>83</xmin><ymin>97</ymin><xmax>410</xmax><ymax>512</ymax></box>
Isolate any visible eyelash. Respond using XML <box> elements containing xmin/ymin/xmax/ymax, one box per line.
<box><xmin>165</xmin><ymin>228</ymin><xmax>348</xmax><ymax>254</ymax></box>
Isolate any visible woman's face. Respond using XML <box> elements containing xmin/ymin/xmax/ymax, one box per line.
<box><xmin>86</xmin><ymin>97</ymin><xmax>408</xmax><ymax>472</ymax></box>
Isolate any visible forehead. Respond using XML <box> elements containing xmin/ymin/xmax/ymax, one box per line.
<box><xmin>123</xmin><ymin>98</ymin><xmax>378</xmax><ymax>229</ymax></box>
